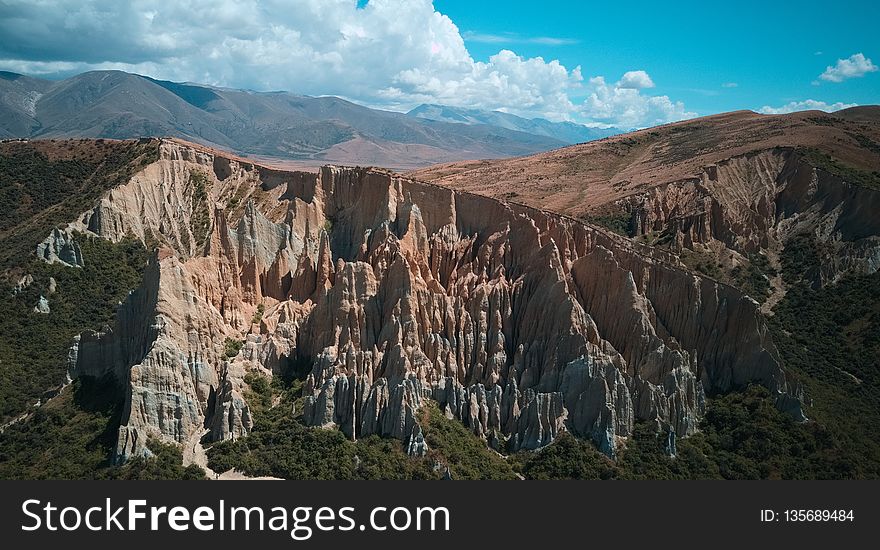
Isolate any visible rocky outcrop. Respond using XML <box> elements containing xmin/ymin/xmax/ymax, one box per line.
<box><xmin>13</xmin><ymin>274</ymin><xmax>33</xmax><ymax>295</ymax></box>
<box><xmin>36</xmin><ymin>227</ymin><xmax>83</xmax><ymax>267</ymax></box>
<box><xmin>625</xmin><ymin>148</ymin><xmax>880</xmax><ymax>287</ymax></box>
<box><xmin>52</xmin><ymin>139</ymin><xmax>799</xmax><ymax>462</ymax></box>
<box><xmin>33</xmin><ymin>295</ymin><xmax>50</xmax><ymax>314</ymax></box>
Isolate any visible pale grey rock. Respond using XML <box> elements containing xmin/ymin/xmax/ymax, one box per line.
<box><xmin>12</xmin><ymin>274</ymin><xmax>33</xmax><ymax>295</ymax></box>
<box><xmin>33</xmin><ymin>295</ymin><xmax>50</xmax><ymax>314</ymax></box>
<box><xmin>207</xmin><ymin>364</ymin><xmax>253</xmax><ymax>442</ymax></box>
<box><xmin>561</xmin><ymin>355</ymin><xmax>632</xmax><ymax>457</ymax></box>
<box><xmin>37</xmin><ymin>228</ymin><xmax>83</xmax><ymax>267</ymax></box>
<box><xmin>665</xmin><ymin>429</ymin><xmax>677</xmax><ymax>458</ymax></box>
<box><xmin>515</xmin><ymin>390</ymin><xmax>567</xmax><ymax>451</ymax></box>
<box><xmin>406</xmin><ymin>423</ymin><xmax>427</xmax><ymax>457</ymax></box>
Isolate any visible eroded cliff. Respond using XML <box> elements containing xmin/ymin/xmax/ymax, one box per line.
<box><xmin>56</xmin><ymin>139</ymin><xmax>801</xmax><ymax>462</ymax></box>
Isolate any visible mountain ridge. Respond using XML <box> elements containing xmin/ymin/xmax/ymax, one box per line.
<box><xmin>0</xmin><ymin>70</ymin><xmax>569</xmax><ymax>170</ymax></box>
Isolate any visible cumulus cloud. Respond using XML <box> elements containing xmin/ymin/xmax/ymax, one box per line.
<box><xmin>818</xmin><ymin>53</ymin><xmax>878</xmax><ymax>83</ymax></box>
<box><xmin>581</xmin><ymin>75</ymin><xmax>695</xmax><ymax>128</ymax></box>
<box><xmin>617</xmin><ymin>70</ymin><xmax>655</xmax><ymax>89</ymax></box>
<box><xmin>0</xmin><ymin>0</ymin><xmax>691</xmax><ymax>127</ymax></box>
<box><xmin>381</xmin><ymin>49</ymin><xmax>582</xmax><ymax>121</ymax></box>
<box><xmin>758</xmin><ymin>99</ymin><xmax>858</xmax><ymax>114</ymax></box>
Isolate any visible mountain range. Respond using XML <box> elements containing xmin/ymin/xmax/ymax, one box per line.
<box><xmin>407</xmin><ymin>103</ymin><xmax>624</xmax><ymax>143</ymax></box>
<box><xmin>0</xmin><ymin>70</ymin><xmax>619</xmax><ymax>170</ymax></box>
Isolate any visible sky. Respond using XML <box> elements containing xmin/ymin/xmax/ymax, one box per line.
<box><xmin>0</xmin><ymin>0</ymin><xmax>877</xmax><ymax>128</ymax></box>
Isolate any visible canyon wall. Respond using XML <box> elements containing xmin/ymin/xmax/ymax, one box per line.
<box><xmin>57</xmin><ymin>140</ymin><xmax>802</xmax><ymax>462</ymax></box>
<box><xmin>627</xmin><ymin>148</ymin><xmax>880</xmax><ymax>286</ymax></box>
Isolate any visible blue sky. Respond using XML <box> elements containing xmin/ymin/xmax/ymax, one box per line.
<box><xmin>439</xmin><ymin>0</ymin><xmax>880</xmax><ymax>115</ymax></box>
<box><xmin>0</xmin><ymin>0</ymin><xmax>877</xmax><ymax>127</ymax></box>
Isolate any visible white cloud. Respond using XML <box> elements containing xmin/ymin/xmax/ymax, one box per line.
<box><xmin>580</xmin><ymin>75</ymin><xmax>696</xmax><ymax>128</ymax></box>
<box><xmin>0</xmin><ymin>0</ymin><xmax>691</xmax><ymax>128</ymax></box>
<box><xmin>617</xmin><ymin>70</ymin><xmax>655</xmax><ymax>89</ymax></box>
<box><xmin>462</xmin><ymin>32</ymin><xmax>579</xmax><ymax>46</ymax></box>
<box><xmin>380</xmin><ymin>49</ymin><xmax>582</xmax><ymax>121</ymax></box>
<box><xmin>758</xmin><ymin>99</ymin><xmax>858</xmax><ymax>114</ymax></box>
<box><xmin>722</xmin><ymin>82</ymin><xmax>738</xmax><ymax>88</ymax></box>
<box><xmin>818</xmin><ymin>53</ymin><xmax>878</xmax><ymax>83</ymax></box>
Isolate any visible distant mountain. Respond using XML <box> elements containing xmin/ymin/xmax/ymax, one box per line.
<box><xmin>407</xmin><ymin>103</ymin><xmax>624</xmax><ymax>144</ymax></box>
<box><xmin>0</xmin><ymin>70</ymin><xmax>569</xmax><ymax>169</ymax></box>
<box><xmin>0</xmin><ymin>71</ymin><xmax>53</xmax><ymax>137</ymax></box>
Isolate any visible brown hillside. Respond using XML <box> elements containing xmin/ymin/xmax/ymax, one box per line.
<box><xmin>408</xmin><ymin>108</ymin><xmax>880</xmax><ymax>218</ymax></box>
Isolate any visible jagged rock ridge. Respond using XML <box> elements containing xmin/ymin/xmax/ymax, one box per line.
<box><xmin>56</xmin><ymin>139</ymin><xmax>801</xmax><ymax>462</ymax></box>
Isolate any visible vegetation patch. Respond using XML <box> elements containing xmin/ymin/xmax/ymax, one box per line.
<box><xmin>105</xmin><ymin>440</ymin><xmax>206</xmax><ymax>480</ymax></box>
<box><xmin>779</xmin><ymin>233</ymin><xmax>825</xmax><ymax>287</ymax></box>
<box><xmin>0</xmin><ymin>139</ymin><xmax>159</xmax><ymax>270</ymax></box>
<box><xmin>0</xmin><ymin>376</ymin><xmax>205</xmax><ymax>479</ymax></box>
<box><xmin>420</xmin><ymin>403</ymin><xmax>518</xmax><ymax>480</ymax></box>
<box><xmin>207</xmin><ymin>373</ymin><xmax>520</xmax><ymax>479</ymax></box>
<box><xmin>679</xmin><ymin>248</ymin><xmax>724</xmax><ymax>280</ymax></box>
<box><xmin>0</xmin><ymin>376</ymin><xmax>123</xmax><ymax>479</ymax></box>
<box><xmin>223</xmin><ymin>338</ymin><xmax>244</xmax><ymax>358</ymax></box>
<box><xmin>0</xmin><ymin>235</ymin><xmax>148</xmax><ymax>422</ymax></box>
<box><xmin>730</xmin><ymin>253</ymin><xmax>776</xmax><ymax>303</ymax></box>
<box><xmin>511</xmin><ymin>386</ymin><xmax>864</xmax><ymax>479</ymax></box>
<box><xmin>768</xmin><ymin>247</ymin><xmax>880</xmax><ymax>477</ymax></box>
<box><xmin>508</xmin><ymin>432</ymin><xmax>616</xmax><ymax>480</ymax></box>
<box><xmin>251</xmin><ymin>303</ymin><xmax>265</xmax><ymax>326</ymax></box>
<box><xmin>796</xmin><ymin>147</ymin><xmax>880</xmax><ymax>191</ymax></box>
<box><xmin>188</xmin><ymin>170</ymin><xmax>212</xmax><ymax>250</ymax></box>
<box><xmin>583</xmin><ymin>210</ymin><xmax>635</xmax><ymax>237</ymax></box>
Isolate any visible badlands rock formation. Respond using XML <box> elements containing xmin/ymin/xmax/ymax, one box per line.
<box><xmin>56</xmin><ymin>139</ymin><xmax>801</xmax><ymax>462</ymax></box>
<box><xmin>412</xmin><ymin>108</ymin><xmax>880</xmax><ymax>294</ymax></box>
<box><xmin>626</xmin><ymin>148</ymin><xmax>880</xmax><ymax>286</ymax></box>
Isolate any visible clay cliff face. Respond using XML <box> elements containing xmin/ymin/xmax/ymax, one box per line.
<box><xmin>411</xmin><ymin>109</ymin><xmax>880</xmax><ymax>302</ymax></box>
<box><xmin>627</xmin><ymin>148</ymin><xmax>880</xmax><ymax>286</ymax></box>
<box><xmin>57</xmin><ymin>139</ymin><xmax>800</xmax><ymax>462</ymax></box>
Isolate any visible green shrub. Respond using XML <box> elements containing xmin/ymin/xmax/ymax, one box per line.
<box><xmin>252</xmin><ymin>303</ymin><xmax>265</xmax><ymax>325</ymax></box>
<box><xmin>583</xmin><ymin>211</ymin><xmax>635</xmax><ymax>237</ymax></box>
<box><xmin>105</xmin><ymin>440</ymin><xmax>206</xmax><ymax>480</ymax></box>
<box><xmin>420</xmin><ymin>402</ymin><xmax>518</xmax><ymax>480</ymax></box>
<box><xmin>796</xmin><ymin>147</ymin><xmax>880</xmax><ymax>191</ymax></box>
<box><xmin>223</xmin><ymin>338</ymin><xmax>244</xmax><ymax>358</ymax></box>
<box><xmin>509</xmin><ymin>432</ymin><xmax>616</xmax><ymax>479</ymax></box>
<box><xmin>730</xmin><ymin>253</ymin><xmax>775</xmax><ymax>302</ymax></box>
